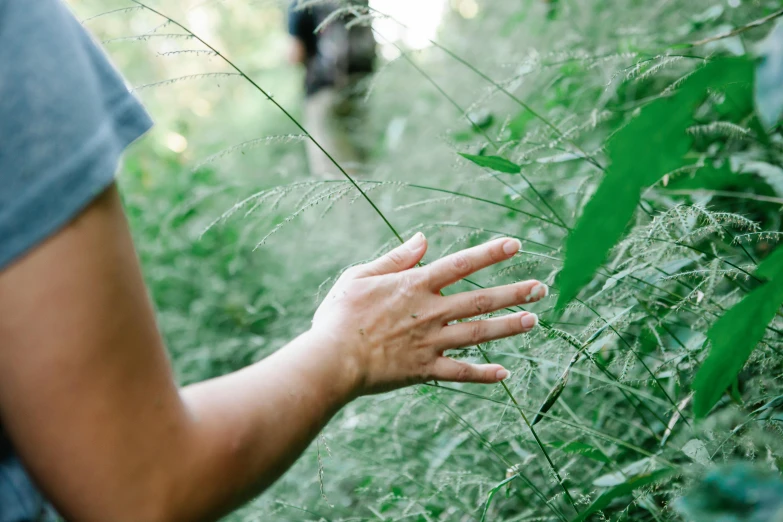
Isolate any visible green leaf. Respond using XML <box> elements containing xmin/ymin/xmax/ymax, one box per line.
<box><xmin>682</xmin><ymin>439</ymin><xmax>711</xmax><ymax>465</ymax></box>
<box><xmin>572</xmin><ymin>468</ymin><xmax>675</xmax><ymax>522</ymax></box>
<box><xmin>753</xmin><ymin>394</ymin><xmax>783</xmax><ymax>416</ymax></box>
<box><xmin>663</xmin><ymin>161</ymin><xmax>775</xmax><ymax>195</ymax></box>
<box><xmin>536</xmin><ymin>152</ymin><xmax>583</xmax><ymax>164</ymax></box>
<box><xmin>693</xmin><ymin>245</ymin><xmax>783</xmax><ymax>417</ymax></box>
<box><xmin>755</xmin><ymin>20</ymin><xmax>783</xmax><ymax>128</ymax></box>
<box><xmin>550</xmin><ymin>441</ymin><xmax>610</xmax><ymax>464</ymax></box>
<box><xmin>459</xmin><ymin>153</ymin><xmax>521</xmax><ymax>174</ymax></box>
<box><xmin>480</xmin><ymin>475</ymin><xmax>518</xmax><ymax>522</ymax></box>
<box><xmin>532</xmin><ymin>370</ymin><xmax>570</xmax><ymax>426</ymax></box>
<box><xmin>556</xmin><ymin>57</ymin><xmax>754</xmax><ymax>310</ymax></box>
<box><xmin>507</xmin><ymin>110</ymin><xmax>535</xmax><ymax>140</ymax></box>
<box><xmin>729</xmin><ymin>378</ymin><xmax>743</xmax><ymax>404</ymax></box>
<box><xmin>449</xmin><ymin>130</ymin><xmax>475</xmax><ymax>143</ymax></box>
<box><xmin>741</xmin><ymin>160</ymin><xmax>783</xmax><ymax>196</ymax></box>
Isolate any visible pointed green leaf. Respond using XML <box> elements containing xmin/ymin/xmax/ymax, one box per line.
<box><xmin>532</xmin><ymin>367</ymin><xmax>570</xmax><ymax>426</ymax></box>
<box><xmin>692</xmin><ymin>246</ymin><xmax>783</xmax><ymax>417</ymax></box>
<box><xmin>550</xmin><ymin>441</ymin><xmax>610</xmax><ymax>464</ymax></box>
<box><xmin>663</xmin><ymin>161</ymin><xmax>775</xmax><ymax>195</ymax></box>
<box><xmin>507</xmin><ymin>109</ymin><xmax>535</xmax><ymax>140</ymax></box>
<box><xmin>480</xmin><ymin>475</ymin><xmax>519</xmax><ymax>522</ymax></box>
<box><xmin>572</xmin><ymin>468</ymin><xmax>675</xmax><ymax>522</ymax></box>
<box><xmin>556</xmin><ymin>57</ymin><xmax>754</xmax><ymax>310</ymax></box>
<box><xmin>459</xmin><ymin>153</ymin><xmax>521</xmax><ymax>174</ymax></box>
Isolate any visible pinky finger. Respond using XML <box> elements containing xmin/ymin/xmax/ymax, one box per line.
<box><xmin>430</xmin><ymin>357</ymin><xmax>509</xmax><ymax>384</ymax></box>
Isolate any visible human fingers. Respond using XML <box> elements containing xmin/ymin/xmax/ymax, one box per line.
<box><xmin>429</xmin><ymin>357</ymin><xmax>509</xmax><ymax>384</ymax></box>
<box><xmin>439</xmin><ymin>280</ymin><xmax>548</xmax><ymax>322</ymax></box>
<box><xmin>423</xmin><ymin>238</ymin><xmax>520</xmax><ymax>291</ymax></box>
<box><xmin>355</xmin><ymin>233</ymin><xmax>428</xmax><ymax>277</ymax></box>
<box><xmin>436</xmin><ymin>311</ymin><xmax>538</xmax><ymax>351</ymax></box>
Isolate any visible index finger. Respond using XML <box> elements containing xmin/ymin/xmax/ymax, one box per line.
<box><xmin>423</xmin><ymin>238</ymin><xmax>521</xmax><ymax>291</ymax></box>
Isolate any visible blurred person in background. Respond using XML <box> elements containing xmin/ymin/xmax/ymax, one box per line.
<box><xmin>0</xmin><ymin>0</ymin><xmax>546</xmax><ymax>520</ymax></box>
<box><xmin>288</xmin><ymin>0</ymin><xmax>377</xmax><ymax>178</ymax></box>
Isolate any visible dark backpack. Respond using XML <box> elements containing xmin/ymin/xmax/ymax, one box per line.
<box><xmin>311</xmin><ymin>1</ymin><xmax>376</xmax><ymax>89</ymax></box>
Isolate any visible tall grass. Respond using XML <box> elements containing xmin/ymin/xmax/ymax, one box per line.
<box><xmin>75</xmin><ymin>0</ymin><xmax>783</xmax><ymax>520</ymax></box>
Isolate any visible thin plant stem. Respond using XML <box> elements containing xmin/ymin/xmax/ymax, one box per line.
<box><xmin>331</xmin><ymin>438</ymin><xmax>480</xmax><ymax>518</ymax></box>
<box><xmin>426</xmin><ymin>383</ymin><xmax>675</xmax><ymax>466</ymax></box>
<box><xmin>372</xmin><ymin>30</ymin><xmax>569</xmax><ymax>229</ymax></box>
<box><xmin>432</xmin><ymin>44</ymin><xmax>605</xmax><ymax>171</ymax></box>
<box><xmin>129</xmin><ymin>0</ymin><xmax>404</xmax><ymax>245</ymax></box>
<box><xmin>473</xmin><ymin>344</ymin><xmax>580</xmax><ymax>515</ymax></box>
<box><xmin>423</xmin><ymin>390</ymin><xmax>570</xmax><ymax>522</ymax></box>
<box><xmin>686</xmin><ymin>8</ymin><xmax>783</xmax><ymax>47</ymax></box>
<box><xmin>368</xmin><ymin>10</ymin><xmax>595</xmax><ymax>230</ymax></box>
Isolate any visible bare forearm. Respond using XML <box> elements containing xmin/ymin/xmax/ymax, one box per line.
<box><xmin>170</xmin><ymin>329</ymin><xmax>356</xmax><ymax>521</ymax></box>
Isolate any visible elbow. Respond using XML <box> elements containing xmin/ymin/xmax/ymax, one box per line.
<box><xmin>93</xmin><ymin>488</ymin><xmax>208</xmax><ymax>522</ymax></box>
<box><xmin>56</xmin><ymin>496</ymin><xmax>179</xmax><ymax>522</ymax></box>
<box><xmin>53</xmin><ymin>468</ymin><xmax>204</xmax><ymax>522</ymax></box>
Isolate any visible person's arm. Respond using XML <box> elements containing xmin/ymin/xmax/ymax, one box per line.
<box><xmin>0</xmin><ymin>185</ymin><xmax>545</xmax><ymax>522</ymax></box>
<box><xmin>289</xmin><ymin>37</ymin><xmax>308</xmax><ymax>64</ymax></box>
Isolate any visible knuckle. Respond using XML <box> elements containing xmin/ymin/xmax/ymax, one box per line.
<box><xmin>413</xmin><ymin>307</ymin><xmax>436</xmax><ymax>323</ymax></box>
<box><xmin>421</xmin><ymin>362</ymin><xmax>437</xmax><ymax>381</ymax></box>
<box><xmin>397</xmin><ymin>272</ymin><xmax>420</xmax><ymax>297</ymax></box>
<box><xmin>408</xmin><ymin>270</ymin><xmax>428</xmax><ymax>289</ymax></box>
<box><xmin>450</xmin><ymin>253</ymin><xmax>471</xmax><ymax>274</ymax></box>
<box><xmin>400</xmin><ymin>271</ymin><xmax>416</xmax><ymax>289</ymax></box>
<box><xmin>473</xmin><ymin>293</ymin><xmax>492</xmax><ymax>313</ymax></box>
<box><xmin>455</xmin><ymin>365</ymin><xmax>472</xmax><ymax>382</ymax></box>
<box><xmin>419</xmin><ymin>268</ymin><xmax>436</xmax><ymax>290</ymax></box>
<box><xmin>386</xmin><ymin>249</ymin><xmax>406</xmax><ymax>267</ymax></box>
<box><xmin>468</xmin><ymin>322</ymin><xmax>485</xmax><ymax>344</ymax></box>
<box><xmin>342</xmin><ymin>266</ymin><xmax>362</xmax><ymax>279</ymax></box>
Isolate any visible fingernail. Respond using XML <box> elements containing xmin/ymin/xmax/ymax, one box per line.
<box><xmin>521</xmin><ymin>313</ymin><xmax>538</xmax><ymax>329</ymax></box>
<box><xmin>408</xmin><ymin>232</ymin><xmax>426</xmax><ymax>253</ymax></box>
<box><xmin>525</xmin><ymin>282</ymin><xmax>549</xmax><ymax>302</ymax></box>
<box><xmin>503</xmin><ymin>239</ymin><xmax>521</xmax><ymax>256</ymax></box>
<box><xmin>496</xmin><ymin>368</ymin><xmax>510</xmax><ymax>381</ymax></box>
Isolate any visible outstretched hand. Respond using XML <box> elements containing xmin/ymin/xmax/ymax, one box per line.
<box><xmin>311</xmin><ymin>233</ymin><xmax>548</xmax><ymax>396</ymax></box>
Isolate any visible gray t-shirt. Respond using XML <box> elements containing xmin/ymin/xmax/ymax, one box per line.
<box><xmin>0</xmin><ymin>0</ymin><xmax>153</xmax><ymax>519</ymax></box>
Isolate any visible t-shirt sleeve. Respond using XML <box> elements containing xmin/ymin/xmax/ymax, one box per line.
<box><xmin>288</xmin><ymin>1</ymin><xmax>314</xmax><ymax>42</ymax></box>
<box><xmin>0</xmin><ymin>0</ymin><xmax>153</xmax><ymax>270</ymax></box>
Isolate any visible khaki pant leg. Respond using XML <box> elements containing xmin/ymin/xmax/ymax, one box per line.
<box><xmin>303</xmin><ymin>88</ymin><xmax>361</xmax><ymax>179</ymax></box>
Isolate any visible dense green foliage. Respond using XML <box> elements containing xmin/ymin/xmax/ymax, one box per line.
<box><xmin>693</xmin><ymin>245</ymin><xmax>783</xmax><ymax>418</ymax></box>
<box><xmin>556</xmin><ymin>56</ymin><xmax>753</xmax><ymax>309</ymax></box>
<box><xmin>74</xmin><ymin>0</ymin><xmax>783</xmax><ymax>520</ymax></box>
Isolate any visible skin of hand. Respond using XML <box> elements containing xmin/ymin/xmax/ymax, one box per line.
<box><xmin>288</xmin><ymin>37</ymin><xmax>307</xmax><ymax>64</ymax></box>
<box><xmin>311</xmin><ymin>232</ymin><xmax>546</xmax><ymax>396</ymax></box>
<box><xmin>0</xmin><ymin>186</ymin><xmax>546</xmax><ymax>522</ymax></box>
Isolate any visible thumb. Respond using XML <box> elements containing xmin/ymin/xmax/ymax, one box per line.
<box><xmin>358</xmin><ymin>233</ymin><xmax>427</xmax><ymax>277</ymax></box>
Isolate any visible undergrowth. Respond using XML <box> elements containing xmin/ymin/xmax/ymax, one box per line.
<box><xmin>75</xmin><ymin>0</ymin><xmax>783</xmax><ymax>520</ymax></box>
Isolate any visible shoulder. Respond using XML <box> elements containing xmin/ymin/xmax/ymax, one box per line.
<box><xmin>0</xmin><ymin>0</ymin><xmax>152</xmax><ymax>271</ymax></box>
